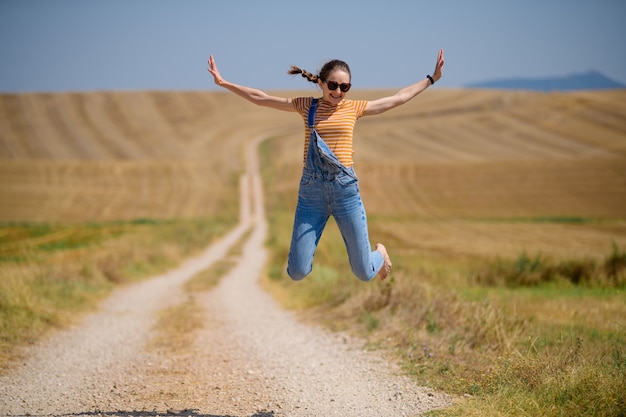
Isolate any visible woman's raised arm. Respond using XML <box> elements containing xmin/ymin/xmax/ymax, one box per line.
<box><xmin>363</xmin><ymin>49</ymin><xmax>445</xmax><ymax>116</ymax></box>
<box><xmin>208</xmin><ymin>55</ymin><xmax>296</xmax><ymax>112</ymax></box>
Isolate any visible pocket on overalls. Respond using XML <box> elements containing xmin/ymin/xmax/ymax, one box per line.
<box><xmin>337</xmin><ymin>171</ymin><xmax>358</xmax><ymax>186</ymax></box>
<box><xmin>299</xmin><ymin>172</ymin><xmax>314</xmax><ymax>187</ymax></box>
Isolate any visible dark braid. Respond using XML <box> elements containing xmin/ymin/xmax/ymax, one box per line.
<box><xmin>287</xmin><ymin>65</ymin><xmax>319</xmax><ymax>84</ymax></box>
<box><xmin>287</xmin><ymin>59</ymin><xmax>351</xmax><ymax>85</ymax></box>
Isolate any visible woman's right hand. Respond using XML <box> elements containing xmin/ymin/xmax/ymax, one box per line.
<box><xmin>205</xmin><ymin>55</ymin><xmax>295</xmax><ymax>112</ymax></box>
<box><xmin>208</xmin><ymin>55</ymin><xmax>223</xmax><ymax>86</ymax></box>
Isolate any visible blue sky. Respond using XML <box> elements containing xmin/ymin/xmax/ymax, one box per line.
<box><xmin>1</xmin><ymin>0</ymin><xmax>625</xmax><ymax>92</ymax></box>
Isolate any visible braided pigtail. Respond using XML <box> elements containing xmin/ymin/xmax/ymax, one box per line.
<box><xmin>287</xmin><ymin>65</ymin><xmax>320</xmax><ymax>85</ymax></box>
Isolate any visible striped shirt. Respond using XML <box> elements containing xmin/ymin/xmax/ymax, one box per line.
<box><xmin>293</xmin><ymin>97</ymin><xmax>369</xmax><ymax>167</ymax></box>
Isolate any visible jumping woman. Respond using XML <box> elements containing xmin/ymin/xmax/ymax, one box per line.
<box><xmin>208</xmin><ymin>49</ymin><xmax>444</xmax><ymax>281</ymax></box>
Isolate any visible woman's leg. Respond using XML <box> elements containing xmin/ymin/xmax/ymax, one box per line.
<box><xmin>286</xmin><ymin>178</ymin><xmax>330</xmax><ymax>281</ymax></box>
<box><xmin>332</xmin><ymin>175</ymin><xmax>389</xmax><ymax>281</ymax></box>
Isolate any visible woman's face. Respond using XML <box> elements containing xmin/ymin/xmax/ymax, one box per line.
<box><xmin>319</xmin><ymin>69</ymin><xmax>351</xmax><ymax>105</ymax></box>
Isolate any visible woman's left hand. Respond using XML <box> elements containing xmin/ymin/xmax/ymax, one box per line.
<box><xmin>432</xmin><ymin>49</ymin><xmax>445</xmax><ymax>82</ymax></box>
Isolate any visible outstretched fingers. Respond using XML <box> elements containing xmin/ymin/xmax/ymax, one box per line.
<box><xmin>433</xmin><ymin>49</ymin><xmax>445</xmax><ymax>81</ymax></box>
<box><xmin>207</xmin><ymin>54</ymin><xmax>223</xmax><ymax>85</ymax></box>
<box><xmin>208</xmin><ymin>55</ymin><xmax>216</xmax><ymax>73</ymax></box>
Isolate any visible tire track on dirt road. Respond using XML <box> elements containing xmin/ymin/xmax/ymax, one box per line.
<box><xmin>0</xmin><ymin>135</ymin><xmax>451</xmax><ymax>417</ymax></box>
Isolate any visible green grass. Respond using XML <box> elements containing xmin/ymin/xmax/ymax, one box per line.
<box><xmin>472</xmin><ymin>244</ymin><xmax>626</xmax><ymax>288</ymax></box>
<box><xmin>0</xmin><ymin>215</ymin><xmax>236</xmax><ymax>369</ymax></box>
<box><xmin>428</xmin><ymin>334</ymin><xmax>626</xmax><ymax>417</ymax></box>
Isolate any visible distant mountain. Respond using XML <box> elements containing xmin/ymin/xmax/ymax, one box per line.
<box><xmin>465</xmin><ymin>70</ymin><xmax>626</xmax><ymax>91</ymax></box>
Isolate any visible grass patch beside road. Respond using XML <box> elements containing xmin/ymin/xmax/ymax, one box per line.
<box><xmin>0</xmin><ymin>216</ymin><xmax>236</xmax><ymax>370</ymax></box>
<box><xmin>263</xmin><ymin>210</ymin><xmax>626</xmax><ymax>417</ymax></box>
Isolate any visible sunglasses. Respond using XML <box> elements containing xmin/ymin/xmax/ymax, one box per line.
<box><xmin>325</xmin><ymin>80</ymin><xmax>351</xmax><ymax>92</ymax></box>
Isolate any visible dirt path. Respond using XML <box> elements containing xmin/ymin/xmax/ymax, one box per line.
<box><xmin>0</xmin><ymin>136</ymin><xmax>451</xmax><ymax>417</ymax></box>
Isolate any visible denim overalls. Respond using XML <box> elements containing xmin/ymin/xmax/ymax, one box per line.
<box><xmin>286</xmin><ymin>98</ymin><xmax>384</xmax><ymax>282</ymax></box>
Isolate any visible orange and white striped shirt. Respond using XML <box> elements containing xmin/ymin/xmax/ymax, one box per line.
<box><xmin>293</xmin><ymin>97</ymin><xmax>368</xmax><ymax>168</ymax></box>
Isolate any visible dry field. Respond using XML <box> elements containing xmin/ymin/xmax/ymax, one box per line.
<box><xmin>1</xmin><ymin>87</ymin><xmax>625</xmax><ymax>300</ymax></box>
<box><xmin>1</xmin><ymin>87</ymin><xmax>625</xmax><ymax>415</ymax></box>
<box><xmin>1</xmin><ymin>89</ymin><xmax>624</xmax><ymax>227</ymax></box>
<box><xmin>0</xmin><ymin>90</ymin><xmax>299</xmax><ymax>222</ymax></box>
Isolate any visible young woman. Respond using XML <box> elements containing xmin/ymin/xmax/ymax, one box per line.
<box><xmin>208</xmin><ymin>49</ymin><xmax>444</xmax><ymax>282</ymax></box>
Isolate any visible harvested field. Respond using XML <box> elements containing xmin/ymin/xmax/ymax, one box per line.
<box><xmin>3</xmin><ymin>88</ymin><xmax>624</xmax><ymax>254</ymax></box>
<box><xmin>2</xmin><ymin>88</ymin><xmax>624</xmax><ymax>222</ymax></box>
<box><xmin>1</xmin><ymin>87</ymin><xmax>625</xmax><ymax>417</ymax></box>
<box><xmin>0</xmin><ymin>90</ymin><xmax>297</xmax><ymax>222</ymax></box>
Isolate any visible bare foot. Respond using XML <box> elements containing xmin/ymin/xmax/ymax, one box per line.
<box><xmin>376</xmin><ymin>243</ymin><xmax>392</xmax><ymax>281</ymax></box>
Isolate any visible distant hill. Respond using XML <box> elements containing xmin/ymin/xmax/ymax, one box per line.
<box><xmin>465</xmin><ymin>70</ymin><xmax>626</xmax><ymax>91</ymax></box>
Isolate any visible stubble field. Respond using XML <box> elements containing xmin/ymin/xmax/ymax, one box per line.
<box><xmin>1</xmin><ymin>87</ymin><xmax>625</xmax><ymax>416</ymax></box>
<box><xmin>2</xmin><ymin>89</ymin><xmax>624</xmax><ymax>224</ymax></box>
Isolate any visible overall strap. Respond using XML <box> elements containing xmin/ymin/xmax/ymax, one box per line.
<box><xmin>307</xmin><ymin>98</ymin><xmax>319</xmax><ymax>129</ymax></box>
